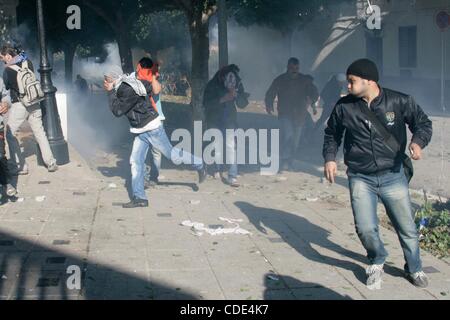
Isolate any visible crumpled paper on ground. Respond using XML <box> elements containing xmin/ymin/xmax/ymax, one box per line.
<box><xmin>181</xmin><ymin>217</ymin><xmax>252</xmax><ymax>236</ymax></box>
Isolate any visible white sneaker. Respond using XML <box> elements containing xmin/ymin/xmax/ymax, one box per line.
<box><xmin>228</xmin><ymin>177</ymin><xmax>240</xmax><ymax>187</ymax></box>
<box><xmin>47</xmin><ymin>161</ymin><xmax>58</xmax><ymax>172</ymax></box>
<box><xmin>407</xmin><ymin>271</ymin><xmax>429</xmax><ymax>288</ymax></box>
<box><xmin>366</xmin><ymin>264</ymin><xmax>384</xmax><ymax>290</ymax></box>
<box><xmin>5</xmin><ymin>184</ymin><xmax>17</xmax><ymax>197</ymax></box>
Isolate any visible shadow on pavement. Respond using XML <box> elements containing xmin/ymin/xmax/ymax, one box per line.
<box><xmin>235</xmin><ymin>201</ymin><xmax>405</xmax><ymax>286</ymax></box>
<box><xmin>0</xmin><ymin>229</ymin><xmax>197</xmax><ymax>300</ymax></box>
<box><xmin>263</xmin><ymin>274</ymin><xmax>353</xmax><ymax>300</ymax></box>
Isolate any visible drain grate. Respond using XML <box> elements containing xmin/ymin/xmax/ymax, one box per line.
<box><xmin>157</xmin><ymin>213</ymin><xmax>172</xmax><ymax>218</ymax></box>
<box><xmin>52</xmin><ymin>240</ymin><xmax>71</xmax><ymax>246</ymax></box>
<box><xmin>46</xmin><ymin>257</ymin><xmax>67</xmax><ymax>264</ymax></box>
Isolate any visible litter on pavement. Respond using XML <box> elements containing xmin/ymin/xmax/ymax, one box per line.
<box><xmin>181</xmin><ymin>217</ymin><xmax>251</xmax><ymax>236</ymax></box>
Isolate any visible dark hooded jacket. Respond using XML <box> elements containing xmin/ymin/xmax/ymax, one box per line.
<box><xmin>203</xmin><ymin>65</ymin><xmax>249</xmax><ymax>130</ymax></box>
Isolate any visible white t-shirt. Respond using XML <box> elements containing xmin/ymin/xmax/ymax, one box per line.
<box><xmin>130</xmin><ymin>116</ymin><xmax>162</xmax><ymax>134</ymax></box>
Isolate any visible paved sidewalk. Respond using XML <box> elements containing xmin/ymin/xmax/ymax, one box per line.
<box><xmin>0</xmin><ymin>139</ymin><xmax>448</xmax><ymax>300</ymax></box>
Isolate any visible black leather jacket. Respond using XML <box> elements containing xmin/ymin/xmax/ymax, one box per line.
<box><xmin>108</xmin><ymin>80</ymin><xmax>158</xmax><ymax>129</ymax></box>
<box><xmin>323</xmin><ymin>87</ymin><xmax>432</xmax><ymax>175</ymax></box>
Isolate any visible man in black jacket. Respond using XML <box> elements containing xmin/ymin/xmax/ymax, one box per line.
<box><xmin>104</xmin><ymin>65</ymin><xmax>206</xmax><ymax>208</ymax></box>
<box><xmin>323</xmin><ymin>59</ymin><xmax>432</xmax><ymax>289</ymax></box>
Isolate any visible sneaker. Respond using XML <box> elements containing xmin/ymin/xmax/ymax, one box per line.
<box><xmin>144</xmin><ymin>179</ymin><xmax>158</xmax><ymax>189</ymax></box>
<box><xmin>4</xmin><ymin>184</ymin><xmax>17</xmax><ymax>197</ymax></box>
<box><xmin>47</xmin><ymin>161</ymin><xmax>58</xmax><ymax>173</ymax></box>
<box><xmin>228</xmin><ymin>177</ymin><xmax>240</xmax><ymax>188</ymax></box>
<box><xmin>366</xmin><ymin>264</ymin><xmax>384</xmax><ymax>290</ymax></box>
<box><xmin>197</xmin><ymin>167</ymin><xmax>207</xmax><ymax>184</ymax></box>
<box><xmin>406</xmin><ymin>271</ymin><xmax>429</xmax><ymax>288</ymax></box>
<box><xmin>122</xmin><ymin>197</ymin><xmax>149</xmax><ymax>209</ymax></box>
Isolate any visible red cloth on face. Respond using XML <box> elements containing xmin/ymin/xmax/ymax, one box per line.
<box><xmin>136</xmin><ymin>64</ymin><xmax>157</xmax><ymax>111</ymax></box>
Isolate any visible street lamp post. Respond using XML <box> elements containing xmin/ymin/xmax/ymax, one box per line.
<box><xmin>36</xmin><ymin>0</ymin><xmax>70</xmax><ymax>165</ymax></box>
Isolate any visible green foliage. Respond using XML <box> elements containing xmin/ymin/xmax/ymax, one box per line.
<box><xmin>415</xmin><ymin>202</ymin><xmax>450</xmax><ymax>258</ymax></box>
<box><xmin>229</xmin><ymin>0</ymin><xmax>351</xmax><ymax>34</ymax></box>
<box><xmin>132</xmin><ymin>10</ymin><xmax>189</xmax><ymax>54</ymax></box>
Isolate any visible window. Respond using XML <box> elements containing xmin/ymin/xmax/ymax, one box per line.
<box><xmin>366</xmin><ymin>36</ymin><xmax>383</xmax><ymax>75</ymax></box>
<box><xmin>399</xmin><ymin>26</ymin><xmax>417</xmax><ymax>68</ymax></box>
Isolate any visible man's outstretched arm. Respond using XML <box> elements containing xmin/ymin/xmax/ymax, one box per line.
<box><xmin>323</xmin><ymin>104</ymin><xmax>345</xmax><ymax>183</ymax></box>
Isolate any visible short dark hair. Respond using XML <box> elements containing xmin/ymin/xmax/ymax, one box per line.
<box><xmin>0</xmin><ymin>44</ymin><xmax>19</xmax><ymax>57</ymax></box>
<box><xmin>138</xmin><ymin>57</ymin><xmax>153</xmax><ymax>69</ymax></box>
<box><xmin>287</xmin><ymin>57</ymin><xmax>300</xmax><ymax>65</ymax></box>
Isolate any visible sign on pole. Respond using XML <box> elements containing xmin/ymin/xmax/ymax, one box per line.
<box><xmin>436</xmin><ymin>11</ymin><xmax>450</xmax><ymax>31</ymax></box>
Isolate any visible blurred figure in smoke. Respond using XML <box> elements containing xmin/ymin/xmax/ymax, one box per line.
<box><xmin>175</xmin><ymin>74</ymin><xmax>191</xmax><ymax>97</ymax></box>
<box><xmin>316</xmin><ymin>73</ymin><xmax>348</xmax><ymax>130</ymax></box>
<box><xmin>74</xmin><ymin>74</ymin><xmax>89</xmax><ymax>94</ymax></box>
<box><xmin>203</xmin><ymin>64</ymin><xmax>250</xmax><ymax>187</ymax></box>
<box><xmin>265</xmin><ymin>57</ymin><xmax>319</xmax><ymax>172</ymax></box>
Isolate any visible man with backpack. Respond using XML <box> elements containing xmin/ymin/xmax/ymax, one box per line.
<box><xmin>323</xmin><ymin>59</ymin><xmax>433</xmax><ymax>289</ymax></box>
<box><xmin>0</xmin><ymin>44</ymin><xmax>57</xmax><ymax>174</ymax></box>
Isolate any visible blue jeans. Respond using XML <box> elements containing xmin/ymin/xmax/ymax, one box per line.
<box><xmin>147</xmin><ymin>146</ymin><xmax>162</xmax><ymax>182</ymax></box>
<box><xmin>348</xmin><ymin>167</ymin><xmax>422</xmax><ymax>273</ymax></box>
<box><xmin>279</xmin><ymin>116</ymin><xmax>303</xmax><ymax>163</ymax></box>
<box><xmin>145</xmin><ymin>123</ymin><xmax>164</xmax><ymax>183</ymax></box>
<box><xmin>130</xmin><ymin>125</ymin><xmax>203</xmax><ymax>200</ymax></box>
<box><xmin>213</xmin><ymin>128</ymin><xmax>238</xmax><ymax>179</ymax></box>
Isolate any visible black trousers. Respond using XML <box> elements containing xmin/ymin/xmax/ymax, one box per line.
<box><xmin>0</xmin><ymin>124</ymin><xmax>9</xmax><ymax>185</ymax></box>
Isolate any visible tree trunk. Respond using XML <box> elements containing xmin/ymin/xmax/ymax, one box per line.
<box><xmin>116</xmin><ymin>14</ymin><xmax>134</xmax><ymax>73</ymax></box>
<box><xmin>284</xmin><ymin>29</ymin><xmax>294</xmax><ymax>59</ymax></box>
<box><xmin>64</xmin><ymin>44</ymin><xmax>76</xmax><ymax>88</ymax></box>
<box><xmin>188</xmin><ymin>13</ymin><xmax>210</xmax><ymax>122</ymax></box>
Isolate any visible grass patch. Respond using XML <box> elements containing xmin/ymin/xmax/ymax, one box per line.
<box><xmin>415</xmin><ymin>201</ymin><xmax>450</xmax><ymax>259</ymax></box>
